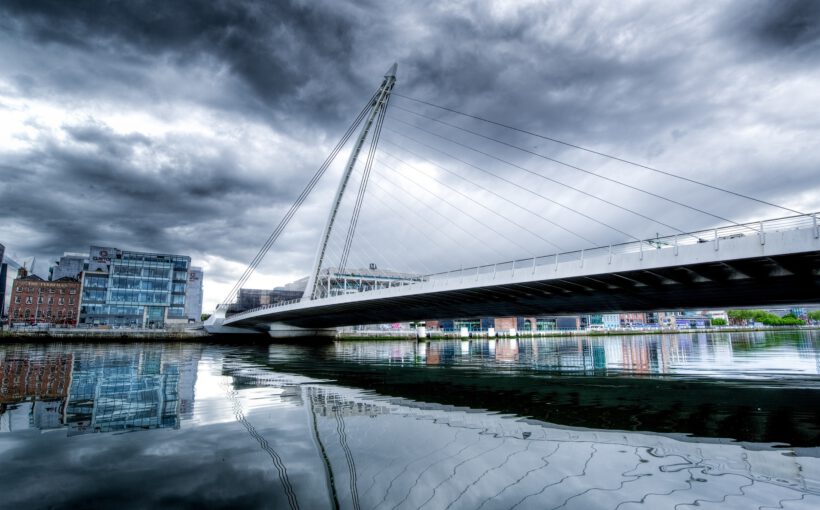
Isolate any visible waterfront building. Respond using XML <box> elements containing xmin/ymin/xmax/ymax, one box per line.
<box><xmin>184</xmin><ymin>266</ymin><xmax>204</xmax><ymax>322</ymax></box>
<box><xmin>655</xmin><ymin>311</ymin><xmax>681</xmax><ymax>328</ymax></box>
<box><xmin>8</xmin><ymin>267</ymin><xmax>81</xmax><ymax>326</ymax></box>
<box><xmin>234</xmin><ymin>287</ymin><xmax>303</xmax><ymax>312</ymax></box>
<box><xmin>314</xmin><ymin>266</ymin><xmax>426</xmax><ymax>298</ymax></box>
<box><xmin>79</xmin><ymin>246</ymin><xmax>191</xmax><ymax>328</ymax></box>
<box><xmin>50</xmin><ymin>252</ymin><xmax>87</xmax><ymax>280</ymax></box>
<box><xmin>0</xmin><ymin>242</ymin><xmax>6</xmax><ymax>319</ymax></box>
<box><xmin>0</xmin><ymin>262</ymin><xmax>6</xmax><ymax>320</ymax></box>
<box><xmin>619</xmin><ymin>312</ymin><xmax>647</xmax><ymax>327</ymax></box>
<box><xmin>555</xmin><ymin>316</ymin><xmax>581</xmax><ymax>330</ymax></box>
<box><xmin>601</xmin><ymin>313</ymin><xmax>620</xmax><ymax>329</ymax></box>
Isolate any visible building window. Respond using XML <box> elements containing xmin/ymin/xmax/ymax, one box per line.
<box><xmin>24</xmin><ymin>309</ymin><xmax>31</xmax><ymax>319</ymax></box>
<box><xmin>25</xmin><ymin>296</ymin><xmax>32</xmax><ymax>304</ymax></box>
<box><xmin>16</xmin><ymin>286</ymin><xmax>22</xmax><ymax>293</ymax></box>
<box><xmin>14</xmin><ymin>296</ymin><xmax>20</xmax><ymax>304</ymax></box>
<box><xmin>48</xmin><ymin>297</ymin><xmax>53</xmax><ymax>304</ymax></box>
<box><xmin>37</xmin><ymin>296</ymin><xmax>43</xmax><ymax>304</ymax></box>
<box><xmin>58</xmin><ymin>297</ymin><xmax>65</xmax><ymax>305</ymax></box>
<box><xmin>59</xmin><ymin>289</ymin><xmax>65</xmax><ymax>295</ymax></box>
<box><xmin>49</xmin><ymin>288</ymin><xmax>55</xmax><ymax>294</ymax></box>
<box><xmin>69</xmin><ymin>289</ymin><xmax>77</xmax><ymax>295</ymax></box>
<box><xmin>68</xmin><ymin>297</ymin><xmax>75</xmax><ymax>305</ymax></box>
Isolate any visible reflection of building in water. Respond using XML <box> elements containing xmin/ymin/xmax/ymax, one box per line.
<box><xmin>0</xmin><ymin>347</ymin><xmax>200</xmax><ymax>435</ymax></box>
<box><xmin>65</xmin><ymin>348</ymin><xmax>200</xmax><ymax>435</ymax></box>
<box><xmin>494</xmin><ymin>339</ymin><xmax>519</xmax><ymax>362</ymax></box>
<box><xmin>306</xmin><ymin>386</ymin><xmax>391</xmax><ymax>419</ymax></box>
<box><xmin>0</xmin><ymin>353</ymin><xmax>74</xmax><ymax>432</ymax></box>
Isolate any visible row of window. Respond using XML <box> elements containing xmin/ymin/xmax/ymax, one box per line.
<box><xmin>14</xmin><ymin>296</ymin><xmax>74</xmax><ymax>305</ymax></box>
<box><xmin>81</xmin><ymin>305</ymin><xmax>144</xmax><ymax>316</ymax></box>
<box><xmin>112</xmin><ymin>265</ymin><xmax>171</xmax><ymax>278</ymax></box>
<box><xmin>83</xmin><ymin>289</ymin><xmax>107</xmax><ymax>302</ymax></box>
<box><xmin>110</xmin><ymin>277</ymin><xmax>171</xmax><ymax>291</ymax></box>
<box><xmin>11</xmin><ymin>308</ymin><xmax>75</xmax><ymax>319</ymax></box>
<box><xmin>15</xmin><ymin>286</ymin><xmax>77</xmax><ymax>294</ymax></box>
<box><xmin>167</xmin><ymin>307</ymin><xmax>186</xmax><ymax>318</ymax></box>
<box><xmin>108</xmin><ymin>291</ymin><xmax>170</xmax><ymax>305</ymax></box>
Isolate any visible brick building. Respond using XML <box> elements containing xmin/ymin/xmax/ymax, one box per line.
<box><xmin>8</xmin><ymin>267</ymin><xmax>81</xmax><ymax>326</ymax></box>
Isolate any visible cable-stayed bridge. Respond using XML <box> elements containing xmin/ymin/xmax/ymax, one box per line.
<box><xmin>205</xmin><ymin>64</ymin><xmax>820</xmax><ymax>337</ymax></box>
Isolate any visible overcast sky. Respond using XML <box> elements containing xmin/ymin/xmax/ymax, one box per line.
<box><xmin>1</xmin><ymin>0</ymin><xmax>819</xmax><ymax>312</ymax></box>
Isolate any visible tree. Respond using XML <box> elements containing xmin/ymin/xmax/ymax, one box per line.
<box><xmin>201</xmin><ymin>313</ymin><xmax>211</xmax><ymax>321</ymax></box>
<box><xmin>711</xmin><ymin>318</ymin><xmax>727</xmax><ymax>326</ymax></box>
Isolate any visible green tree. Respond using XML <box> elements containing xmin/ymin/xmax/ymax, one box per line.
<box><xmin>711</xmin><ymin>318</ymin><xmax>727</xmax><ymax>326</ymax></box>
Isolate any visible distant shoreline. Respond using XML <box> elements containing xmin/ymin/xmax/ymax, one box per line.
<box><xmin>338</xmin><ymin>325</ymin><xmax>820</xmax><ymax>341</ymax></box>
<box><xmin>1</xmin><ymin>325</ymin><xmax>817</xmax><ymax>343</ymax></box>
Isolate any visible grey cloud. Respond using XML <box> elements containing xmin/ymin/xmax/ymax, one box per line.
<box><xmin>0</xmin><ymin>0</ymin><xmax>371</xmax><ymax>126</ymax></box>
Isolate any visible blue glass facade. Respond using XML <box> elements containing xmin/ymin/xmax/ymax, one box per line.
<box><xmin>79</xmin><ymin>247</ymin><xmax>190</xmax><ymax>327</ymax></box>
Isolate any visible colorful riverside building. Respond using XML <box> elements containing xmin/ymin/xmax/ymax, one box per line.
<box><xmin>7</xmin><ymin>267</ymin><xmax>81</xmax><ymax>326</ymax></box>
<box><xmin>78</xmin><ymin>246</ymin><xmax>191</xmax><ymax>328</ymax></box>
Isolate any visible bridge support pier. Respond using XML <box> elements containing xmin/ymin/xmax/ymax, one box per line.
<box><xmin>267</xmin><ymin>322</ymin><xmax>337</xmax><ymax>339</ymax></box>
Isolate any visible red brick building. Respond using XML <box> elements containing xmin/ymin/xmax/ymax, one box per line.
<box><xmin>8</xmin><ymin>267</ymin><xmax>81</xmax><ymax>326</ymax></box>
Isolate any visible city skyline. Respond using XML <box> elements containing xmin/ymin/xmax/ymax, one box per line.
<box><xmin>1</xmin><ymin>1</ymin><xmax>819</xmax><ymax>313</ymax></box>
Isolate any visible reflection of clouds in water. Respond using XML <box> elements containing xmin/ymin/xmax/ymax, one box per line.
<box><xmin>231</xmin><ymin>365</ymin><xmax>820</xmax><ymax>510</ymax></box>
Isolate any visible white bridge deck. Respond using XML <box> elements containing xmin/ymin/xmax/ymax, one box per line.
<box><xmin>208</xmin><ymin>214</ymin><xmax>820</xmax><ymax>333</ymax></box>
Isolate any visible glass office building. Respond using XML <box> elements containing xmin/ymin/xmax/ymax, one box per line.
<box><xmin>79</xmin><ymin>246</ymin><xmax>190</xmax><ymax>328</ymax></box>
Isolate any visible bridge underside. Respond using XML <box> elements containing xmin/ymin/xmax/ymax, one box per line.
<box><xmin>228</xmin><ymin>251</ymin><xmax>819</xmax><ymax>330</ymax></box>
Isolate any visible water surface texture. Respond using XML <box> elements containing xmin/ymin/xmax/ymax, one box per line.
<box><xmin>1</xmin><ymin>331</ymin><xmax>819</xmax><ymax>509</ymax></box>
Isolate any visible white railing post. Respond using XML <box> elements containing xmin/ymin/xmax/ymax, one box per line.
<box><xmin>608</xmin><ymin>244</ymin><xmax>612</xmax><ymax>264</ymax></box>
<box><xmin>640</xmin><ymin>241</ymin><xmax>643</xmax><ymax>260</ymax></box>
<box><xmin>531</xmin><ymin>256</ymin><xmax>536</xmax><ymax>275</ymax></box>
<box><xmin>492</xmin><ymin>263</ymin><xmax>497</xmax><ymax>280</ymax></box>
<box><xmin>554</xmin><ymin>253</ymin><xmax>559</xmax><ymax>272</ymax></box>
<box><xmin>460</xmin><ymin>265</ymin><xmax>464</xmax><ymax>284</ymax></box>
<box><xmin>511</xmin><ymin>261</ymin><xmax>515</xmax><ymax>278</ymax></box>
<box><xmin>713</xmin><ymin>229</ymin><xmax>719</xmax><ymax>251</ymax></box>
<box><xmin>579</xmin><ymin>249</ymin><xmax>584</xmax><ymax>268</ymax></box>
<box><xmin>758</xmin><ymin>221</ymin><xmax>766</xmax><ymax>245</ymax></box>
<box><xmin>673</xmin><ymin>235</ymin><xmax>678</xmax><ymax>256</ymax></box>
<box><xmin>475</xmin><ymin>266</ymin><xmax>480</xmax><ymax>281</ymax></box>
<box><xmin>814</xmin><ymin>213</ymin><xmax>819</xmax><ymax>239</ymax></box>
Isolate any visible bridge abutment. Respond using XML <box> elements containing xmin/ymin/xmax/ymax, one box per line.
<box><xmin>267</xmin><ymin>322</ymin><xmax>337</xmax><ymax>339</ymax></box>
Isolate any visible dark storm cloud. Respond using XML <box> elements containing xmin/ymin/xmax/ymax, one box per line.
<box><xmin>743</xmin><ymin>0</ymin><xmax>820</xmax><ymax>51</ymax></box>
<box><xmin>0</xmin><ymin>0</ymin><xmax>369</xmax><ymax>125</ymax></box>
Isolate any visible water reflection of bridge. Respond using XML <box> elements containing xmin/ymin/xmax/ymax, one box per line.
<box><xmin>220</xmin><ymin>351</ymin><xmax>820</xmax><ymax>510</ymax></box>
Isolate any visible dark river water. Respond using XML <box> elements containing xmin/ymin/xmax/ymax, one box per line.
<box><xmin>1</xmin><ymin>330</ymin><xmax>819</xmax><ymax>509</ymax></box>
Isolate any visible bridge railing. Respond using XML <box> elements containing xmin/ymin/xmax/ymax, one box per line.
<box><xmin>225</xmin><ymin>212</ymin><xmax>818</xmax><ymax>322</ymax></box>
<box><xmin>418</xmin><ymin>212</ymin><xmax>819</xmax><ymax>286</ymax></box>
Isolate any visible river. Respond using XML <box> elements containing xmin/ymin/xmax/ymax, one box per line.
<box><xmin>1</xmin><ymin>330</ymin><xmax>818</xmax><ymax>509</ymax></box>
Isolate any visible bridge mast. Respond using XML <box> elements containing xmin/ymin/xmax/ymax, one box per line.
<box><xmin>303</xmin><ymin>63</ymin><xmax>397</xmax><ymax>300</ymax></box>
